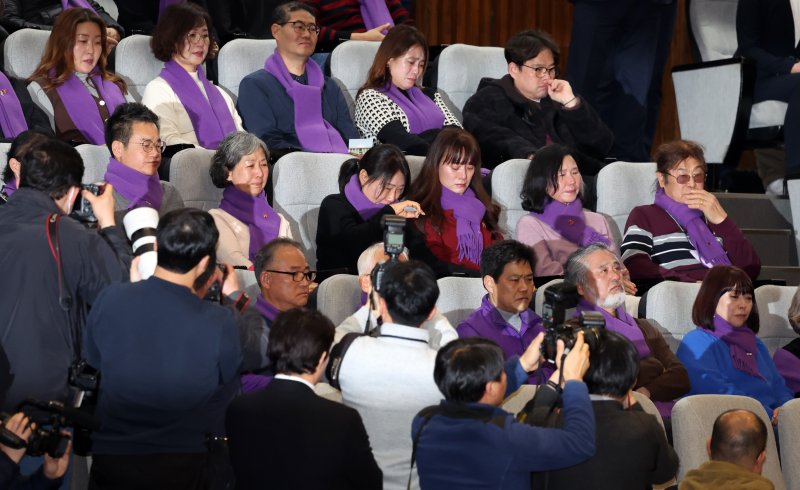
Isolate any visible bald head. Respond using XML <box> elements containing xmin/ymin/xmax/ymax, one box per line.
<box><xmin>709</xmin><ymin>409</ymin><xmax>768</xmax><ymax>472</ymax></box>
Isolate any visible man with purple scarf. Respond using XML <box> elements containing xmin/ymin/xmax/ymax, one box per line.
<box><xmin>565</xmin><ymin>243</ymin><xmax>690</xmax><ymax>421</ymax></box>
<box><xmin>457</xmin><ymin>240</ymin><xmax>555</xmax><ymax>384</ymax></box>
<box><xmin>103</xmin><ymin>103</ymin><xmax>184</xmax><ymax>224</ymax></box>
<box><xmin>237</xmin><ymin>2</ymin><xmax>358</xmax><ymax>154</ymax></box>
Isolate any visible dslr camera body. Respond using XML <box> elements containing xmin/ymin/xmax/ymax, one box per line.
<box><xmin>70</xmin><ymin>183</ymin><xmax>105</xmax><ymax>226</ymax></box>
<box><xmin>369</xmin><ymin>215</ymin><xmax>406</xmax><ymax>297</ymax></box>
<box><xmin>540</xmin><ymin>282</ymin><xmax>604</xmax><ymax>361</ymax></box>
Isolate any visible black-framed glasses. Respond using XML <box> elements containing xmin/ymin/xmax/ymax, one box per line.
<box><xmin>521</xmin><ymin>64</ymin><xmax>559</xmax><ymax>79</ymax></box>
<box><xmin>134</xmin><ymin>139</ymin><xmax>166</xmax><ymax>154</ymax></box>
<box><xmin>265</xmin><ymin>269</ymin><xmax>317</xmax><ymax>282</ymax></box>
<box><xmin>665</xmin><ymin>171</ymin><xmax>706</xmax><ymax>185</ymax></box>
<box><xmin>278</xmin><ymin>21</ymin><xmax>320</xmax><ymax>35</ymax></box>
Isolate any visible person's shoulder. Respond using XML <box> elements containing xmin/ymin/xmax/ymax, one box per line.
<box><xmin>681</xmin><ymin>328</ymin><xmax>717</xmax><ymax>346</ymax></box>
<box><xmin>320</xmin><ymin>192</ymin><xmax>348</xmax><ymax>207</ymax></box>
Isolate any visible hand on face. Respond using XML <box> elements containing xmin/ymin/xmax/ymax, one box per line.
<box><xmin>547</xmin><ymin>79</ymin><xmax>576</xmax><ymax>106</ymax></box>
<box><xmin>683</xmin><ymin>188</ymin><xmax>727</xmax><ymax>225</ymax></box>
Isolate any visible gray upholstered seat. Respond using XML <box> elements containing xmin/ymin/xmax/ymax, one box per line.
<box><xmin>491</xmin><ymin>158</ymin><xmax>529</xmax><ymax>239</ymax></box>
<box><xmin>595</xmin><ymin>160</ymin><xmax>657</xmax><ymax>244</ymax></box>
<box><xmin>115</xmin><ymin>35</ymin><xmax>164</xmax><ymax>102</ymax></box>
<box><xmin>754</xmin><ymin>285</ymin><xmax>800</xmax><ymax>355</ymax></box>
<box><xmin>436</xmin><ymin>44</ymin><xmax>507</xmax><ymax>120</ymax></box>
<box><xmin>317</xmin><ymin>274</ymin><xmax>362</xmax><ymax>326</ymax></box>
<box><xmin>672</xmin><ymin>394</ymin><xmax>785</xmax><ymax>489</ymax></box>
<box><xmin>434</xmin><ymin>276</ymin><xmax>485</xmax><ymax>327</ymax></box>
<box><xmin>405</xmin><ymin>155</ymin><xmax>425</xmax><ymax>183</ymax></box>
<box><xmin>76</xmin><ymin>144</ymin><xmax>111</xmax><ymax>185</ymax></box>
<box><xmin>168</xmin><ymin>148</ymin><xmax>222</xmax><ymax>210</ymax></box>
<box><xmin>329</xmin><ymin>40</ymin><xmax>381</xmax><ymax>116</ymax></box>
<box><xmin>778</xmin><ymin>398</ymin><xmax>800</xmax><ymax>490</ymax></box>
<box><xmin>0</xmin><ymin>143</ymin><xmax>12</xmax><ymax>177</ymax></box>
<box><xmin>4</xmin><ymin>29</ymin><xmax>49</xmax><ymax>79</ymax></box>
<box><xmin>642</xmin><ymin>281</ymin><xmax>702</xmax><ymax>352</ymax></box>
<box><xmin>272</xmin><ymin>151</ymin><xmax>351</xmax><ymax>268</ymax></box>
<box><xmin>217</xmin><ymin>39</ymin><xmax>277</xmax><ymax>101</ymax></box>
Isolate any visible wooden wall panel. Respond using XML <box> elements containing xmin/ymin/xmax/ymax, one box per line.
<box><xmin>415</xmin><ymin>0</ymin><xmax>693</xmax><ymax>149</ymax></box>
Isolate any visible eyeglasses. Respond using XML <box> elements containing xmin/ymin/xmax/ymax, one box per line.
<box><xmin>665</xmin><ymin>171</ymin><xmax>706</xmax><ymax>185</ymax></box>
<box><xmin>265</xmin><ymin>269</ymin><xmax>317</xmax><ymax>282</ymax></box>
<box><xmin>521</xmin><ymin>64</ymin><xmax>559</xmax><ymax>79</ymax></box>
<box><xmin>134</xmin><ymin>139</ymin><xmax>166</xmax><ymax>154</ymax></box>
<box><xmin>279</xmin><ymin>21</ymin><xmax>321</xmax><ymax>35</ymax></box>
<box><xmin>185</xmin><ymin>32</ymin><xmax>211</xmax><ymax>45</ymax></box>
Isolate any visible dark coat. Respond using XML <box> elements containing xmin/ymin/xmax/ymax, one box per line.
<box><xmin>1</xmin><ymin>0</ymin><xmax>123</xmax><ymax>35</ymax></box>
<box><xmin>736</xmin><ymin>0</ymin><xmax>800</xmax><ymax>78</ymax></box>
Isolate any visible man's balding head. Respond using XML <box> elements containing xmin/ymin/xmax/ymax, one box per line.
<box><xmin>709</xmin><ymin>409</ymin><xmax>768</xmax><ymax>474</ymax></box>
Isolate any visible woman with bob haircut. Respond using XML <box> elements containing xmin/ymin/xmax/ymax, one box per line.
<box><xmin>208</xmin><ymin>131</ymin><xmax>291</xmax><ymax>269</ymax></box>
<box><xmin>142</xmin><ymin>3</ymin><xmax>242</xmax><ymax>155</ymax></box>
<box><xmin>405</xmin><ymin>127</ymin><xmax>502</xmax><ymax>276</ymax></box>
<box><xmin>28</xmin><ymin>8</ymin><xmax>130</xmax><ymax>146</ymax></box>
<box><xmin>516</xmin><ymin>144</ymin><xmax>615</xmax><ymax>277</ymax></box>
<box><xmin>315</xmin><ymin>143</ymin><xmax>422</xmax><ymax>280</ymax></box>
<box><xmin>774</xmin><ymin>287</ymin><xmax>800</xmax><ymax>397</ymax></box>
<box><xmin>677</xmin><ymin>265</ymin><xmax>792</xmax><ymax>420</ymax></box>
<box><xmin>354</xmin><ymin>25</ymin><xmax>460</xmax><ymax>156</ymax></box>
<box><xmin>621</xmin><ymin>140</ymin><xmax>760</xmax><ymax>287</ymax></box>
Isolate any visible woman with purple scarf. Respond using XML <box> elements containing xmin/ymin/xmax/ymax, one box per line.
<box><xmin>406</xmin><ymin>128</ymin><xmax>503</xmax><ymax>277</ymax></box>
<box><xmin>775</xmin><ymin>287</ymin><xmax>800</xmax><ymax>398</ymax></box>
<box><xmin>143</xmin><ymin>3</ymin><xmax>242</xmax><ymax>155</ymax></box>
<box><xmin>677</xmin><ymin>266</ymin><xmax>793</xmax><ymax>421</ymax></box>
<box><xmin>1</xmin><ymin>131</ymin><xmax>51</xmax><ymax>205</ymax></box>
<box><xmin>621</xmin><ymin>140</ymin><xmax>760</xmax><ymax>290</ymax></box>
<box><xmin>316</xmin><ymin>143</ymin><xmax>422</xmax><ymax>281</ymax></box>
<box><xmin>354</xmin><ymin>25</ymin><xmax>460</xmax><ymax>156</ymax></box>
<box><xmin>517</xmin><ymin>144</ymin><xmax>616</xmax><ymax>278</ymax></box>
<box><xmin>28</xmin><ymin>8</ymin><xmax>131</xmax><ymax>146</ymax></box>
<box><xmin>208</xmin><ymin>132</ymin><xmax>292</xmax><ymax>269</ymax></box>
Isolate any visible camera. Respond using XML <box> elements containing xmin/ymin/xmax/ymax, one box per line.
<box><xmin>203</xmin><ymin>263</ymin><xmax>228</xmax><ymax>303</ymax></box>
<box><xmin>70</xmin><ymin>183</ymin><xmax>105</xmax><ymax>225</ymax></box>
<box><xmin>123</xmin><ymin>207</ymin><xmax>159</xmax><ymax>280</ymax></box>
<box><xmin>371</xmin><ymin>215</ymin><xmax>406</xmax><ymax>295</ymax></box>
<box><xmin>540</xmin><ymin>282</ymin><xmax>604</xmax><ymax>361</ymax></box>
<box><xmin>0</xmin><ymin>399</ymin><xmax>99</xmax><ymax>458</ymax></box>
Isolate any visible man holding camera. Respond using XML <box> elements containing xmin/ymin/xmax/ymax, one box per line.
<box><xmin>83</xmin><ymin>208</ymin><xmax>241</xmax><ymax>489</ymax></box>
<box><xmin>0</xmin><ymin>412</ymin><xmax>70</xmax><ymax>489</ymax></box>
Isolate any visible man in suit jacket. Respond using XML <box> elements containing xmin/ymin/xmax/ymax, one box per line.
<box><xmin>225</xmin><ymin>308</ymin><xmax>382</xmax><ymax>490</ymax></box>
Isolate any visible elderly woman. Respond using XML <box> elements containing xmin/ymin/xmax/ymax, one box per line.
<box><xmin>142</xmin><ymin>3</ymin><xmax>242</xmax><ymax>155</ymax></box>
<box><xmin>209</xmin><ymin>132</ymin><xmax>291</xmax><ymax>269</ymax></box>
<box><xmin>406</xmin><ymin>127</ymin><xmax>502</xmax><ymax>277</ymax></box>
<box><xmin>517</xmin><ymin>144</ymin><xmax>615</xmax><ymax>277</ymax></box>
<box><xmin>621</xmin><ymin>140</ymin><xmax>760</xmax><ymax>287</ymax></box>
<box><xmin>677</xmin><ymin>265</ymin><xmax>793</xmax><ymax>421</ymax></box>
<box><xmin>354</xmin><ymin>25</ymin><xmax>460</xmax><ymax>156</ymax></box>
<box><xmin>775</xmin><ymin>288</ymin><xmax>800</xmax><ymax>397</ymax></box>
<box><xmin>1</xmin><ymin>131</ymin><xmax>51</xmax><ymax>205</ymax></box>
<box><xmin>28</xmin><ymin>8</ymin><xmax>131</xmax><ymax>146</ymax></box>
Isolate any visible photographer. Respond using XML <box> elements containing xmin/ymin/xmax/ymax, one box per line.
<box><xmin>0</xmin><ymin>412</ymin><xmax>70</xmax><ymax>490</ymax></box>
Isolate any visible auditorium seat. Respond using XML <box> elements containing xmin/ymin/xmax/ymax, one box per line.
<box><xmin>491</xmin><ymin>158</ymin><xmax>529</xmax><ymax>239</ymax></box>
<box><xmin>168</xmin><ymin>148</ymin><xmax>222</xmax><ymax>210</ymax></box>
<box><xmin>595</xmin><ymin>161</ymin><xmax>657</xmax><ymax>245</ymax></box>
<box><xmin>115</xmin><ymin>35</ymin><xmax>164</xmax><ymax>102</ymax></box>
<box><xmin>406</xmin><ymin>155</ymin><xmax>425</xmax><ymax>183</ymax></box>
<box><xmin>436</xmin><ymin>44</ymin><xmax>507</xmax><ymax>119</ymax></box>
<box><xmin>435</xmin><ymin>276</ymin><xmax>485</xmax><ymax>327</ymax></box>
<box><xmin>640</xmin><ymin>281</ymin><xmax>701</xmax><ymax>352</ymax></box>
<box><xmin>754</xmin><ymin>285</ymin><xmax>800</xmax><ymax>355</ymax></box>
<box><xmin>501</xmin><ymin>385</ymin><xmax>537</xmax><ymax>415</ymax></box>
<box><xmin>778</xmin><ymin>398</ymin><xmax>800</xmax><ymax>490</ymax></box>
<box><xmin>217</xmin><ymin>39</ymin><xmax>277</xmax><ymax>101</ymax></box>
<box><xmin>317</xmin><ymin>274</ymin><xmax>362</xmax><ymax>326</ymax></box>
<box><xmin>0</xmin><ymin>143</ymin><xmax>11</xmax><ymax>176</ymax></box>
<box><xmin>76</xmin><ymin>144</ymin><xmax>111</xmax><ymax>185</ymax></box>
<box><xmin>631</xmin><ymin>391</ymin><xmax>666</xmax><ymax>434</ymax></box>
<box><xmin>329</xmin><ymin>40</ymin><xmax>381</xmax><ymax>116</ymax></box>
<box><xmin>4</xmin><ymin>29</ymin><xmax>49</xmax><ymax>79</ymax></box>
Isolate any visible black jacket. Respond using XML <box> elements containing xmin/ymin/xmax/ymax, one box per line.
<box><xmin>1</xmin><ymin>0</ymin><xmax>123</xmax><ymax>35</ymax></box>
<box><xmin>2</xmin><ymin>75</ymin><xmax>54</xmax><ymax>142</ymax></box>
<box><xmin>462</xmin><ymin>75</ymin><xmax>613</xmax><ymax>172</ymax></box>
<box><xmin>0</xmin><ymin>452</ymin><xmax>62</xmax><ymax>490</ymax></box>
<box><xmin>736</xmin><ymin>0</ymin><xmax>800</xmax><ymax>78</ymax></box>
<box><xmin>0</xmin><ymin>188</ymin><xmax>130</xmax><ymax>411</ymax></box>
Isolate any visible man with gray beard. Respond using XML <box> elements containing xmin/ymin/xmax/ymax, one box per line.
<box><xmin>564</xmin><ymin>243</ymin><xmax>689</xmax><ymax>424</ymax></box>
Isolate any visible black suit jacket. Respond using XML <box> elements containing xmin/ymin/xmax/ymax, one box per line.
<box><xmin>225</xmin><ymin>378</ymin><xmax>382</xmax><ymax>490</ymax></box>
<box><xmin>736</xmin><ymin>0</ymin><xmax>800</xmax><ymax>77</ymax></box>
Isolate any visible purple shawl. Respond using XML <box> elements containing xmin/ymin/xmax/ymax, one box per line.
<box><xmin>380</xmin><ymin>84</ymin><xmax>444</xmax><ymax>134</ymax></box>
<box><xmin>2</xmin><ymin>179</ymin><xmax>17</xmax><ymax>198</ymax></box>
<box><xmin>264</xmin><ymin>53</ymin><xmax>348</xmax><ymax>153</ymax></box>
<box><xmin>0</xmin><ymin>72</ymin><xmax>28</xmax><ymax>138</ymax></box>
<box><xmin>576</xmin><ymin>299</ymin><xmax>651</xmax><ymax>359</ymax></box>
<box><xmin>709</xmin><ymin>314</ymin><xmax>762</xmax><ymax>379</ymax></box>
<box><xmin>536</xmin><ymin>198</ymin><xmax>610</xmax><ymax>247</ymax></box>
<box><xmin>159</xmin><ymin>60</ymin><xmax>237</xmax><ymax>149</ymax></box>
<box><xmin>219</xmin><ymin>186</ymin><xmax>281</xmax><ymax>262</ymax></box>
<box><xmin>440</xmin><ymin>186</ymin><xmax>486</xmax><ymax>265</ymax></box>
<box><xmin>344</xmin><ymin>174</ymin><xmax>386</xmax><ymax>220</ymax></box>
<box><xmin>241</xmin><ymin>373</ymin><xmax>272</xmax><ymax>394</ymax></box>
<box><xmin>104</xmin><ymin>157</ymin><xmax>163</xmax><ymax>210</ymax></box>
<box><xmin>255</xmin><ymin>295</ymin><xmax>281</xmax><ymax>323</ymax></box>
<box><xmin>654</xmin><ymin>187</ymin><xmax>731</xmax><ymax>267</ymax></box>
<box><xmin>359</xmin><ymin>0</ymin><xmax>394</xmax><ymax>30</ymax></box>
<box><xmin>773</xmin><ymin>347</ymin><xmax>800</xmax><ymax>394</ymax></box>
<box><xmin>159</xmin><ymin>0</ymin><xmax>185</xmax><ymax>17</ymax></box>
<box><xmin>61</xmin><ymin>0</ymin><xmax>97</xmax><ymax>13</ymax></box>
<box><xmin>54</xmin><ymin>70</ymin><xmax>126</xmax><ymax>145</ymax></box>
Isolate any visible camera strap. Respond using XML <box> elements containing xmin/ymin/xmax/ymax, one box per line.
<box><xmin>46</xmin><ymin>213</ymin><xmax>82</xmax><ymax>364</ymax></box>
<box><xmin>325</xmin><ymin>332</ymin><xmax>361</xmax><ymax>391</ymax></box>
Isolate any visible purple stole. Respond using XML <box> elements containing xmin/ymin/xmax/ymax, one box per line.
<box><xmin>0</xmin><ymin>72</ymin><xmax>28</xmax><ymax>138</ymax></box>
<box><xmin>240</xmin><ymin>373</ymin><xmax>272</xmax><ymax>394</ymax></box>
<box><xmin>263</xmin><ymin>53</ymin><xmax>348</xmax><ymax>153</ymax></box>
<box><xmin>218</xmin><ymin>186</ymin><xmax>281</xmax><ymax>262</ymax></box>
<box><xmin>2</xmin><ymin>179</ymin><xmax>16</xmax><ymax>198</ymax></box>
<box><xmin>255</xmin><ymin>296</ymin><xmax>281</xmax><ymax>323</ymax></box>
<box><xmin>773</xmin><ymin>347</ymin><xmax>800</xmax><ymax>394</ymax></box>
<box><xmin>380</xmin><ymin>84</ymin><xmax>443</xmax><ymax>134</ymax></box>
<box><xmin>654</xmin><ymin>187</ymin><xmax>731</xmax><ymax>267</ymax></box>
<box><xmin>344</xmin><ymin>174</ymin><xmax>386</xmax><ymax>220</ymax></box>
<box><xmin>536</xmin><ymin>198</ymin><xmax>610</xmax><ymax>247</ymax></box>
<box><xmin>53</xmin><ymin>70</ymin><xmax>126</xmax><ymax>145</ymax></box>
<box><xmin>359</xmin><ymin>0</ymin><xmax>394</xmax><ymax>30</ymax></box>
<box><xmin>159</xmin><ymin>61</ymin><xmax>237</xmax><ymax>149</ymax></box>
<box><xmin>104</xmin><ymin>157</ymin><xmax>164</xmax><ymax>210</ymax></box>
<box><xmin>708</xmin><ymin>314</ymin><xmax>762</xmax><ymax>379</ymax></box>
<box><xmin>159</xmin><ymin>0</ymin><xmax>185</xmax><ymax>17</ymax></box>
<box><xmin>576</xmin><ymin>299</ymin><xmax>651</xmax><ymax>359</ymax></box>
<box><xmin>60</xmin><ymin>0</ymin><xmax>97</xmax><ymax>13</ymax></box>
<box><xmin>440</xmin><ymin>186</ymin><xmax>486</xmax><ymax>265</ymax></box>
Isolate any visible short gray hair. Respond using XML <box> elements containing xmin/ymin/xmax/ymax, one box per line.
<box><xmin>564</xmin><ymin>242</ymin><xmax>614</xmax><ymax>295</ymax></box>
<box><xmin>356</xmin><ymin>242</ymin><xmax>409</xmax><ymax>275</ymax></box>
<box><xmin>209</xmin><ymin>131</ymin><xmax>269</xmax><ymax>188</ymax></box>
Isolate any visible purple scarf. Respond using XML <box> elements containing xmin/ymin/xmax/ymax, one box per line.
<box><xmin>2</xmin><ymin>178</ymin><xmax>17</xmax><ymax>198</ymax></box>
<box><xmin>773</xmin><ymin>347</ymin><xmax>800</xmax><ymax>394</ymax></box>
<box><xmin>61</xmin><ymin>0</ymin><xmax>97</xmax><ymax>13</ymax></box>
<box><xmin>159</xmin><ymin>61</ymin><xmax>237</xmax><ymax>149</ymax></box>
<box><xmin>159</xmin><ymin>0</ymin><xmax>185</xmax><ymax>17</ymax></box>
<box><xmin>359</xmin><ymin>0</ymin><xmax>394</xmax><ymax>30</ymax></box>
<box><xmin>576</xmin><ymin>299</ymin><xmax>651</xmax><ymax>358</ymax></box>
<box><xmin>654</xmin><ymin>187</ymin><xmax>731</xmax><ymax>267</ymax></box>
<box><xmin>241</xmin><ymin>373</ymin><xmax>272</xmax><ymax>394</ymax></box>
<box><xmin>440</xmin><ymin>186</ymin><xmax>486</xmax><ymax>265</ymax></box>
<box><xmin>708</xmin><ymin>314</ymin><xmax>762</xmax><ymax>379</ymax></box>
<box><xmin>536</xmin><ymin>198</ymin><xmax>610</xmax><ymax>247</ymax></box>
<box><xmin>54</xmin><ymin>70</ymin><xmax>126</xmax><ymax>145</ymax></box>
<box><xmin>219</xmin><ymin>186</ymin><xmax>281</xmax><ymax>262</ymax></box>
<box><xmin>264</xmin><ymin>53</ymin><xmax>348</xmax><ymax>153</ymax></box>
<box><xmin>104</xmin><ymin>157</ymin><xmax>163</xmax><ymax>210</ymax></box>
<box><xmin>255</xmin><ymin>295</ymin><xmax>281</xmax><ymax>323</ymax></box>
<box><xmin>344</xmin><ymin>174</ymin><xmax>386</xmax><ymax>220</ymax></box>
<box><xmin>380</xmin><ymin>83</ymin><xmax>443</xmax><ymax>134</ymax></box>
<box><xmin>0</xmin><ymin>72</ymin><xmax>28</xmax><ymax>138</ymax></box>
